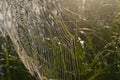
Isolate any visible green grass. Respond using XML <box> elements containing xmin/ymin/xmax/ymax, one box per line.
<box><xmin>0</xmin><ymin>0</ymin><xmax>120</xmax><ymax>80</ymax></box>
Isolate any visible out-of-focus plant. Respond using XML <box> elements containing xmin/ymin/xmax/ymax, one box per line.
<box><xmin>0</xmin><ymin>34</ymin><xmax>34</xmax><ymax>80</ymax></box>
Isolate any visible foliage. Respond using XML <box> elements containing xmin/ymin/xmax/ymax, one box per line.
<box><xmin>0</xmin><ymin>35</ymin><xmax>34</xmax><ymax>80</ymax></box>
<box><xmin>0</xmin><ymin>0</ymin><xmax>120</xmax><ymax>80</ymax></box>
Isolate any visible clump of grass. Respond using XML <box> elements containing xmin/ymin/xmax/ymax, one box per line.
<box><xmin>0</xmin><ymin>0</ymin><xmax>120</xmax><ymax>80</ymax></box>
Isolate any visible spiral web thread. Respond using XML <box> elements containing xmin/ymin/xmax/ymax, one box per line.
<box><xmin>0</xmin><ymin>0</ymin><xmax>78</xmax><ymax>80</ymax></box>
<box><xmin>0</xmin><ymin>0</ymin><xmax>119</xmax><ymax>80</ymax></box>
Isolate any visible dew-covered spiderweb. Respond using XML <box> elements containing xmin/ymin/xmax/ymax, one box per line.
<box><xmin>0</xmin><ymin>0</ymin><xmax>118</xmax><ymax>80</ymax></box>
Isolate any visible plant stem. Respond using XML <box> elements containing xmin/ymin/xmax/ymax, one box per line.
<box><xmin>5</xmin><ymin>36</ymin><xmax>11</xmax><ymax>80</ymax></box>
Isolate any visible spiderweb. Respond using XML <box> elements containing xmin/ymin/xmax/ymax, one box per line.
<box><xmin>0</xmin><ymin>0</ymin><xmax>118</xmax><ymax>80</ymax></box>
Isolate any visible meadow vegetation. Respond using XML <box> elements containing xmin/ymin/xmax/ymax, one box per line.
<box><xmin>0</xmin><ymin>0</ymin><xmax>120</xmax><ymax>80</ymax></box>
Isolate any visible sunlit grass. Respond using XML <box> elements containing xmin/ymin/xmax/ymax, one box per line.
<box><xmin>0</xmin><ymin>0</ymin><xmax>120</xmax><ymax>80</ymax></box>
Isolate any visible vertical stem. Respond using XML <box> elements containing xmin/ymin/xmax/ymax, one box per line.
<box><xmin>5</xmin><ymin>36</ymin><xmax>11</xmax><ymax>80</ymax></box>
